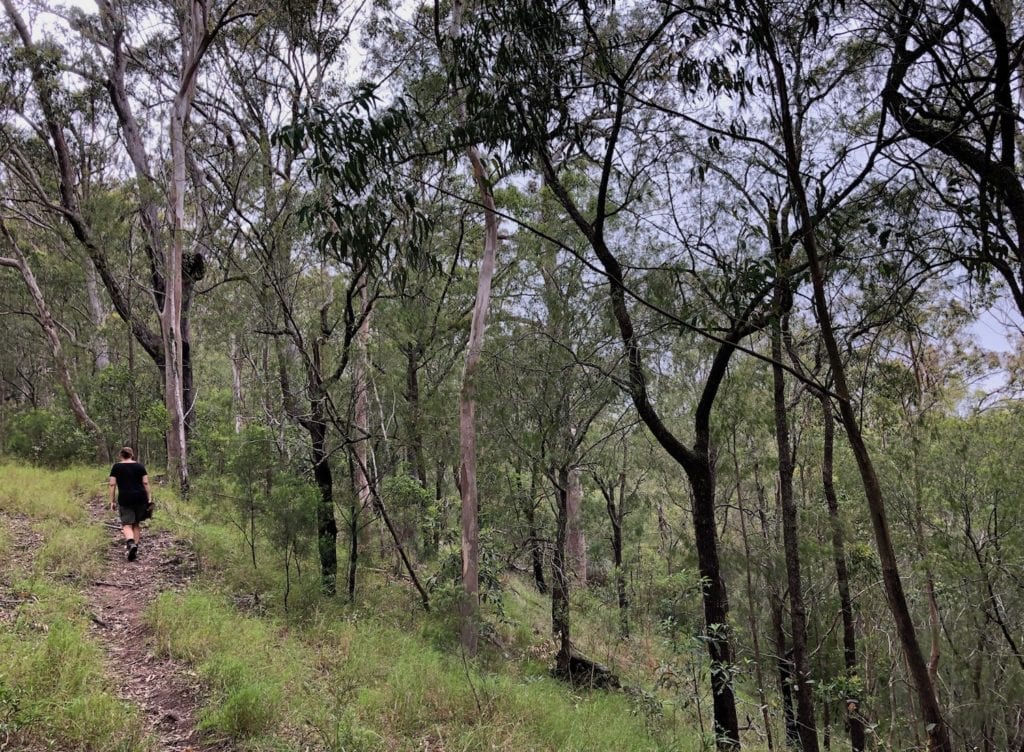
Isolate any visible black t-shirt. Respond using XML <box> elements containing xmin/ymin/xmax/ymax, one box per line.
<box><xmin>110</xmin><ymin>462</ymin><xmax>148</xmax><ymax>505</ymax></box>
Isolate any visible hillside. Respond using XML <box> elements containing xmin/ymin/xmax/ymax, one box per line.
<box><xmin>0</xmin><ymin>462</ymin><xmax>724</xmax><ymax>751</ymax></box>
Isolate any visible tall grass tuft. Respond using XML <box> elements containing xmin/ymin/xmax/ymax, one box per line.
<box><xmin>36</xmin><ymin>522</ymin><xmax>107</xmax><ymax>582</ymax></box>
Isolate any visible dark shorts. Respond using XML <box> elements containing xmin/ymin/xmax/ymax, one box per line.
<box><xmin>118</xmin><ymin>502</ymin><xmax>150</xmax><ymax>525</ymax></box>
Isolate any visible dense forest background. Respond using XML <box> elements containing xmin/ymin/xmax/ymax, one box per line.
<box><xmin>2</xmin><ymin>0</ymin><xmax>1024</xmax><ymax>749</ymax></box>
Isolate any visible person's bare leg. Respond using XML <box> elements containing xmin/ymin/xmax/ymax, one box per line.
<box><xmin>132</xmin><ymin>523</ymin><xmax>141</xmax><ymax>544</ymax></box>
<box><xmin>122</xmin><ymin>524</ymin><xmax>134</xmax><ymax>542</ymax></box>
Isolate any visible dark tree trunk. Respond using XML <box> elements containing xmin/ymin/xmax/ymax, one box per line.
<box><xmin>527</xmin><ymin>467</ymin><xmax>547</xmax><ymax>594</ymax></box>
<box><xmin>552</xmin><ymin>467</ymin><xmax>572</xmax><ymax>673</ymax></box>
<box><xmin>276</xmin><ymin>338</ymin><xmax>338</xmax><ymax>597</ymax></box>
<box><xmin>347</xmin><ymin>453</ymin><xmax>361</xmax><ymax>601</ymax></box>
<box><xmin>182</xmin><ymin>274</ymin><xmax>198</xmax><ymax>443</ymax></box>
<box><xmin>310</xmin><ymin>413</ymin><xmax>337</xmax><ymax>596</ymax></box>
<box><xmin>182</xmin><ymin>326</ymin><xmax>195</xmax><ymax>443</ymax></box>
<box><xmin>405</xmin><ymin>344</ymin><xmax>428</xmax><ymax>488</ymax></box>
<box><xmin>434</xmin><ymin>457</ymin><xmax>446</xmax><ymax>553</ymax></box>
<box><xmin>805</xmin><ymin>158</ymin><xmax>950</xmax><ymax>752</ymax></box>
<box><xmin>771</xmin><ymin>306</ymin><xmax>818</xmax><ymax>751</ymax></box>
<box><xmin>733</xmin><ymin>431</ymin><xmax>773</xmax><ymax>750</ymax></box>
<box><xmin>536</xmin><ymin>77</ymin><xmax>748</xmax><ymax>750</ymax></box>
<box><xmin>820</xmin><ymin>397</ymin><xmax>865</xmax><ymax>752</ymax></box>
<box><xmin>766</xmin><ymin>22</ymin><xmax>952</xmax><ymax>746</ymax></box>
<box><xmin>570</xmin><ymin>221</ymin><xmax>744</xmax><ymax>748</ymax></box>
<box><xmin>686</xmin><ymin>461</ymin><xmax>741</xmax><ymax>747</ymax></box>
<box><xmin>756</xmin><ymin>464</ymin><xmax>798</xmax><ymax>747</ymax></box>
<box><xmin>772</xmin><ymin>603</ymin><xmax>799</xmax><ymax>748</ymax></box>
<box><xmin>600</xmin><ymin>472</ymin><xmax>629</xmax><ymax>638</ymax></box>
<box><xmin>611</xmin><ymin>504</ymin><xmax>628</xmax><ymax>639</ymax></box>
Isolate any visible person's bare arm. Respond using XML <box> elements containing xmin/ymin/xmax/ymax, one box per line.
<box><xmin>108</xmin><ymin>476</ymin><xmax>117</xmax><ymax>509</ymax></box>
<box><xmin>143</xmin><ymin>475</ymin><xmax>151</xmax><ymax>505</ymax></box>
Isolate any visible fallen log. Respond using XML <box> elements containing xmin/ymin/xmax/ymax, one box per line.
<box><xmin>553</xmin><ymin>651</ymin><xmax>621</xmax><ymax>690</ymax></box>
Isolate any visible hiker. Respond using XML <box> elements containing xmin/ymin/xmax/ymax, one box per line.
<box><xmin>108</xmin><ymin>446</ymin><xmax>152</xmax><ymax>561</ymax></box>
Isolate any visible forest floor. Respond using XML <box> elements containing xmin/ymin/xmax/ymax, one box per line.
<box><xmin>84</xmin><ymin>494</ymin><xmax>223</xmax><ymax>752</ymax></box>
<box><xmin>2</xmin><ymin>463</ymin><xmax>711</xmax><ymax>751</ymax></box>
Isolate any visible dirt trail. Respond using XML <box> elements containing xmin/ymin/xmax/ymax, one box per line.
<box><xmin>86</xmin><ymin>495</ymin><xmax>226</xmax><ymax>752</ymax></box>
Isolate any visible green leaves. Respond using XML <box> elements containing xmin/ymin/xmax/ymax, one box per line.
<box><xmin>274</xmin><ymin>86</ymin><xmax>433</xmax><ymax>273</ymax></box>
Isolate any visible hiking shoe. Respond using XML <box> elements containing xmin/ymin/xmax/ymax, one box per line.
<box><xmin>127</xmin><ymin>542</ymin><xmax>138</xmax><ymax>561</ymax></box>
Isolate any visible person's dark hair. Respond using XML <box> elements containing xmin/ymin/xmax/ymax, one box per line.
<box><xmin>118</xmin><ymin>446</ymin><xmax>135</xmax><ymax>460</ymax></box>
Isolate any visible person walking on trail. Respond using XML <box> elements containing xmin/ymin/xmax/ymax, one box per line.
<box><xmin>108</xmin><ymin>447</ymin><xmax>152</xmax><ymax>561</ymax></box>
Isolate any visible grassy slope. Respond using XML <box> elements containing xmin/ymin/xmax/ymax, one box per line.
<box><xmin>2</xmin><ymin>463</ymin><xmax>762</xmax><ymax>751</ymax></box>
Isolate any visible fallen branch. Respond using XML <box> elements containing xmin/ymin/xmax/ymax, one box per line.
<box><xmin>553</xmin><ymin>651</ymin><xmax>621</xmax><ymax>690</ymax></box>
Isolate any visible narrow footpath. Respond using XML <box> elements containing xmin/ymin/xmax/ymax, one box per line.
<box><xmin>86</xmin><ymin>495</ymin><xmax>225</xmax><ymax>752</ymax></box>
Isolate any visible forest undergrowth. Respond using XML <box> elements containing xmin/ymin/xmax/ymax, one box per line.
<box><xmin>0</xmin><ymin>461</ymin><xmax>748</xmax><ymax>752</ymax></box>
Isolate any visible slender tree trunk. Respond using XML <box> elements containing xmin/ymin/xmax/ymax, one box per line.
<box><xmin>353</xmin><ymin>287</ymin><xmax>373</xmax><ymax>516</ymax></box>
<box><xmin>771</xmin><ymin>308</ymin><xmax>818</xmax><ymax>751</ymax></box>
<box><xmin>754</xmin><ymin>459</ymin><xmax>799</xmax><ymax>747</ymax></box>
<box><xmin>405</xmin><ymin>343</ymin><xmax>434</xmax><ymax>556</ymax></box>
<box><xmin>820</xmin><ymin>397</ymin><xmax>865</xmax><ymax>752</ymax></box>
<box><xmin>767</xmin><ymin>33</ymin><xmax>952</xmax><ymax>750</ymax></box>
<box><xmin>231</xmin><ymin>334</ymin><xmax>245</xmax><ymax>433</ymax></box>
<box><xmin>84</xmin><ymin>262</ymin><xmax>110</xmax><ymax>371</ymax></box>
<box><xmin>353</xmin><ymin>451</ymin><xmax>431</xmax><ymax>611</ymax></box>
<box><xmin>532</xmin><ymin>41</ymin><xmax>745</xmax><ymax>745</ymax></box>
<box><xmin>277</xmin><ymin>337</ymin><xmax>338</xmax><ymax>596</ymax></box>
<box><xmin>907</xmin><ymin>336</ymin><xmax>943</xmax><ymax>691</ymax></box>
<box><xmin>347</xmin><ymin>486</ymin><xmax>360</xmax><ymax>601</ymax></box>
<box><xmin>128</xmin><ymin>314</ymin><xmax>138</xmax><ymax>453</ymax></box>
<box><xmin>405</xmin><ymin>344</ymin><xmax>428</xmax><ymax>488</ymax></box>
<box><xmin>182</xmin><ymin>293</ymin><xmax>196</xmax><ymax>442</ymax></box>
<box><xmin>771</xmin><ymin>597</ymin><xmax>799</xmax><ymax>748</ymax></box>
<box><xmin>552</xmin><ymin>467</ymin><xmax>572</xmax><ymax>673</ymax></box>
<box><xmin>558</xmin><ymin>213</ymin><xmax>742</xmax><ymax>745</ymax></box>
<box><xmin>345</xmin><ymin>437</ymin><xmax>361</xmax><ymax>601</ymax></box>
<box><xmin>527</xmin><ymin>466</ymin><xmax>547</xmax><ymax>594</ymax></box>
<box><xmin>310</xmin><ymin>409</ymin><xmax>337</xmax><ymax>596</ymax></box>
<box><xmin>599</xmin><ymin>462</ymin><xmax>630</xmax><ymax>639</ymax></box>
<box><xmin>796</xmin><ymin>139</ymin><xmax>950</xmax><ymax>752</ymax></box>
<box><xmin>566</xmin><ymin>465</ymin><xmax>587</xmax><ymax>586</ymax></box>
<box><xmin>0</xmin><ymin>224</ymin><xmax>108</xmax><ymax>463</ymax></box>
<box><xmin>733</xmin><ymin>431</ymin><xmax>773</xmax><ymax>750</ymax></box>
<box><xmin>449</xmin><ymin>0</ymin><xmax>501</xmax><ymax>658</ymax></box>
<box><xmin>434</xmin><ymin>457</ymin><xmax>446</xmax><ymax>553</ymax></box>
<box><xmin>687</xmin><ymin>461</ymin><xmax>741</xmax><ymax>748</ymax></box>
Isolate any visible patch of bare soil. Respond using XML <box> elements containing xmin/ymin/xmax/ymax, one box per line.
<box><xmin>86</xmin><ymin>496</ymin><xmax>228</xmax><ymax>752</ymax></box>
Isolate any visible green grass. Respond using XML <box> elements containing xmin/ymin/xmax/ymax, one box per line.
<box><xmin>143</xmin><ymin>485</ymin><xmax>718</xmax><ymax>751</ymax></box>
<box><xmin>0</xmin><ymin>579</ymin><xmax>152</xmax><ymax>751</ymax></box>
<box><xmin>147</xmin><ymin>590</ymin><xmax>299</xmax><ymax>736</ymax></box>
<box><xmin>0</xmin><ymin>462</ymin><xmax>99</xmax><ymax>523</ymax></box>
<box><xmin>0</xmin><ymin>461</ymin><xmax>152</xmax><ymax>751</ymax></box>
<box><xmin>147</xmin><ymin>587</ymin><xmax>695</xmax><ymax>751</ymax></box>
<box><xmin>36</xmin><ymin>522</ymin><xmax>108</xmax><ymax>583</ymax></box>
